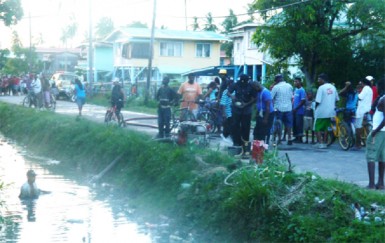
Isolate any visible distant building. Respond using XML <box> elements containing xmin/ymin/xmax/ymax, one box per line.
<box><xmin>227</xmin><ymin>23</ymin><xmax>269</xmax><ymax>82</ymax></box>
<box><xmin>77</xmin><ymin>41</ymin><xmax>114</xmax><ymax>82</ymax></box>
<box><xmin>35</xmin><ymin>47</ymin><xmax>82</xmax><ymax>76</ymax></box>
<box><xmin>104</xmin><ymin>27</ymin><xmax>227</xmax><ymax>83</ymax></box>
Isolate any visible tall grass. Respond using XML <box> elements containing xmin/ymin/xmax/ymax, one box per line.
<box><xmin>0</xmin><ymin>102</ymin><xmax>384</xmax><ymax>242</ymax></box>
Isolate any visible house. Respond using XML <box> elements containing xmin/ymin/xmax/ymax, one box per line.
<box><xmin>77</xmin><ymin>41</ymin><xmax>114</xmax><ymax>82</ymax></box>
<box><xmin>227</xmin><ymin>23</ymin><xmax>270</xmax><ymax>82</ymax></box>
<box><xmin>104</xmin><ymin>27</ymin><xmax>227</xmax><ymax>83</ymax></box>
<box><xmin>35</xmin><ymin>47</ymin><xmax>82</xmax><ymax>76</ymax></box>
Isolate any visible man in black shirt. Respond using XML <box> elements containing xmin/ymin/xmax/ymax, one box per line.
<box><xmin>156</xmin><ymin>77</ymin><xmax>177</xmax><ymax>138</ymax></box>
<box><xmin>111</xmin><ymin>78</ymin><xmax>126</xmax><ymax>121</ymax></box>
<box><xmin>227</xmin><ymin>74</ymin><xmax>257</xmax><ymax>157</ymax></box>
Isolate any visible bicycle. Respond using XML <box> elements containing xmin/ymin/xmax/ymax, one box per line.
<box><xmin>270</xmin><ymin>111</ymin><xmax>283</xmax><ymax>145</ymax></box>
<box><xmin>195</xmin><ymin>100</ymin><xmax>221</xmax><ymax>134</ymax></box>
<box><xmin>22</xmin><ymin>90</ymin><xmax>39</xmax><ymax>108</ymax></box>
<box><xmin>104</xmin><ymin>106</ymin><xmax>126</xmax><ymax>127</ymax></box>
<box><xmin>326</xmin><ymin>108</ymin><xmax>355</xmax><ymax>150</ymax></box>
<box><xmin>342</xmin><ymin>111</ymin><xmax>372</xmax><ymax>148</ymax></box>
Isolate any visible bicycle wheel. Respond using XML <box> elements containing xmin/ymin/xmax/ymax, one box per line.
<box><xmin>118</xmin><ymin>113</ymin><xmax>126</xmax><ymax>127</ymax></box>
<box><xmin>173</xmin><ymin>108</ymin><xmax>193</xmax><ymax>122</ymax></box>
<box><xmin>326</xmin><ymin>130</ymin><xmax>336</xmax><ymax>146</ymax></box>
<box><xmin>338</xmin><ymin>122</ymin><xmax>353</xmax><ymax>150</ymax></box>
<box><xmin>22</xmin><ymin>96</ymin><xmax>31</xmax><ymax>107</ymax></box>
<box><xmin>198</xmin><ymin>111</ymin><xmax>217</xmax><ymax>133</ymax></box>
<box><xmin>361</xmin><ymin>123</ymin><xmax>373</xmax><ymax>147</ymax></box>
<box><xmin>104</xmin><ymin>110</ymin><xmax>113</xmax><ymax>124</ymax></box>
<box><xmin>49</xmin><ymin>94</ymin><xmax>56</xmax><ymax>111</ymax></box>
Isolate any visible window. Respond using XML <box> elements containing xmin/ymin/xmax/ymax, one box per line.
<box><xmin>121</xmin><ymin>43</ymin><xmax>150</xmax><ymax>59</ymax></box>
<box><xmin>131</xmin><ymin>43</ymin><xmax>150</xmax><ymax>59</ymax></box>
<box><xmin>160</xmin><ymin>42</ymin><xmax>182</xmax><ymax>57</ymax></box>
<box><xmin>196</xmin><ymin>43</ymin><xmax>211</xmax><ymax>57</ymax></box>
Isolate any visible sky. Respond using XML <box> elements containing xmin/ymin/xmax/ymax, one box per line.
<box><xmin>0</xmin><ymin>0</ymin><xmax>254</xmax><ymax>49</ymax></box>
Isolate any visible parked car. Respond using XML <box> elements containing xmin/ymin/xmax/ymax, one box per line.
<box><xmin>50</xmin><ymin>72</ymin><xmax>78</xmax><ymax>101</ymax></box>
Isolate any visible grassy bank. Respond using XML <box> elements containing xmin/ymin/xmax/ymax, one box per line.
<box><xmin>0</xmin><ymin>102</ymin><xmax>384</xmax><ymax>242</ymax></box>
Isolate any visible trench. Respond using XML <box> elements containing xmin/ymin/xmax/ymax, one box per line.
<box><xmin>0</xmin><ymin>134</ymin><xmax>185</xmax><ymax>243</ymax></box>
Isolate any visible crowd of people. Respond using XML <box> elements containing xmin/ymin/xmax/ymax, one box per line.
<box><xmin>155</xmin><ymin>70</ymin><xmax>385</xmax><ymax>190</ymax></box>
<box><xmin>1</xmin><ymin>73</ymin><xmax>57</xmax><ymax>108</ymax></box>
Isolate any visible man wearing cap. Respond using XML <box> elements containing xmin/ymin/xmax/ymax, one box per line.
<box><xmin>352</xmin><ymin>77</ymin><xmax>373</xmax><ymax>150</ymax></box>
<box><xmin>271</xmin><ymin>74</ymin><xmax>294</xmax><ymax>145</ymax></box>
<box><xmin>19</xmin><ymin>170</ymin><xmax>40</xmax><ymax>199</ymax></box>
<box><xmin>156</xmin><ymin>76</ymin><xmax>177</xmax><ymax>138</ymax></box>
<box><xmin>218</xmin><ymin>69</ymin><xmax>229</xmax><ymax>101</ymax></box>
<box><xmin>111</xmin><ymin>78</ymin><xmax>126</xmax><ymax>122</ymax></box>
<box><xmin>178</xmin><ymin>74</ymin><xmax>202</xmax><ymax>118</ymax></box>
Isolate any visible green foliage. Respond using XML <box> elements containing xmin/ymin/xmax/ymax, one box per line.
<box><xmin>202</xmin><ymin>12</ymin><xmax>218</xmax><ymax>32</ymax></box>
<box><xmin>251</xmin><ymin>0</ymin><xmax>385</xmax><ymax>87</ymax></box>
<box><xmin>1</xmin><ymin>102</ymin><xmax>385</xmax><ymax>242</ymax></box>
<box><xmin>95</xmin><ymin>17</ymin><xmax>114</xmax><ymax>40</ymax></box>
<box><xmin>0</xmin><ymin>0</ymin><xmax>23</xmax><ymax>26</ymax></box>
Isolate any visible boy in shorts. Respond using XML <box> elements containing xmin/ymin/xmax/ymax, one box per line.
<box><xmin>303</xmin><ymin>91</ymin><xmax>315</xmax><ymax>144</ymax></box>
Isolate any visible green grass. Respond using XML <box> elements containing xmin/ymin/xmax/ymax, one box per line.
<box><xmin>88</xmin><ymin>93</ymin><xmax>158</xmax><ymax>115</ymax></box>
<box><xmin>0</xmin><ymin>102</ymin><xmax>384</xmax><ymax>242</ymax></box>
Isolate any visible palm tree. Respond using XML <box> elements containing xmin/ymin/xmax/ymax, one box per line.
<box><xmin>191</xmin><ymin>16</ymin><xmax>199</xmax><ymax>31</ymax></box>
<box><xmin>202</xmin><ymin>12</ymin><xmax>218</xmax><ymax>32</ymax></box>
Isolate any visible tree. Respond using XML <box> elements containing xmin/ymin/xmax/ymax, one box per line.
<box><xmin>2</xmin><ymin>31</ymin><xmax>40</xmax><ymax>74</ymax></box>
<box><xmin>191</xmin><ymin>16</ymin><xmax>199</xmax><ymax>31</ymax></box>
<box><xmin>221</xmin><ymin>9</ymin><xmax>238</xmax><ymax>58</ymax></box>
<box><xmin>251</xmin><ymin>0</ymin><xmax>385</xmax><ymax>87</ymax></box>
<box><xmin>95</xmin><ymin>17</ymin><xmax>114</xmax><ymax>40</ymax></box>
<box><xmin>126</xmin><ymin>21</ymin><xmax>148</xmax><ymax>28</ymax></box>
<box><xmin>60</xmin><ymin>14</ymin><xmax>78</xmax><ymax>47</ymax></box>
<box><xmin>0</xmin><ymin>0</ymin><xmax>23</xmax><ymax>26</ymax></box>
<box><xmin>202</xmin><ymin>12</ymin><xmax>218</xmax><ymax>32</ymax></box>
<box><xmin>222</xmin><ymin>9</ymin><xmax>238</xmax><ymax>33</ymax></box>
<box><xmin>0</xmin><ymin>49</ymin><xmax>10</xmax><ymax>70</ymax></box>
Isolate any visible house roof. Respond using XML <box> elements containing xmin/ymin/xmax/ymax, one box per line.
<box><xmin>35</xmin><ymin>47</ymin><xmax>81</xmax><ymax>54</ymax></box>
<box><xmin>105</xmin><ymin>27</ymin><xmax>228</xmax><ymax>43</ymax></box>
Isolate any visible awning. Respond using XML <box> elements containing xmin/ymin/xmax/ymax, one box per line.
<box><xmin>157</xmin><ymin>66</ymin><xmax>191</xmax><ymax>74</ymax></box>
<box><xmin>181</xmin><ymin>66</ymin><xmax>237</xmax><ymax>77</ymax></box>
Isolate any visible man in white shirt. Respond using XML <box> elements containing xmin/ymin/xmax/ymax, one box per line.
<box><xmin>30</xmin><ymin>73</ymin><xmax>42</xmax><ymax>108</ymax></box>
<box><xmin>314</xmin><ymin>73</ymin><xmax>339</xmax><ymax>149</ymax></box>
<box><xmin>352</xmin><ymin>79</ymin><xmax>373</xmax><ymax>150</ymax></box>
<box><xmin>271</xmin><ymin>74</ymin><xmax>294</xmax><ymax>145</ymax></box>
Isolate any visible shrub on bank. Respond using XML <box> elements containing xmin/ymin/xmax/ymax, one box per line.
<box><xmin>0</xmin><ymin>102</ymin><xmax>384</xmax><ymax>242</ymax></box>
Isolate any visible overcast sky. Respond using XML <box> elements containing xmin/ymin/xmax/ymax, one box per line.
<box><xmin>0</xmin><ymin>0</ymin><xmax>253</xmax><ymax>49</ymax></box>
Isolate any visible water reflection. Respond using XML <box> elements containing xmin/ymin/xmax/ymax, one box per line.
<box><xmin>0</xmin><ymin>135</ymin><xmax>153</xmax><ymax>243</ymax></box>
<box><xmin>20</xmin><ymin>199</ymin><xmax>37</xmax><ymax>222</ymax></box>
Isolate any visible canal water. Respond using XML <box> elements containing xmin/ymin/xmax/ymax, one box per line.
<box><xmin>0</xmin><ymin>135</ymin><xmax>175</xmax><ymax>243</ymax></box>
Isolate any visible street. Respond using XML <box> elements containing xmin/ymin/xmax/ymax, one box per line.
<box><xmin>0</xmin><ymin>95</ymin><xmax>373</xmax><ymax>189</ymax></box>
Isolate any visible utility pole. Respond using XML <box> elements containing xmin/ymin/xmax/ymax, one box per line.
<box><xmin>145</xmin><ymin>0</ymin><xmax>157</xmax><ymax>105</ymax></box>
<box><xmin>29</xmin><ymin>12</ymin><xmax>32</xmax><ymax>73</ymax></box>
<box><xmin>184</xmin><ymin>0</ymin><xmax>187</xmax><ymax>30</ymax></box>
<box><xmin>88</xmin><ymin>0</ymin><xmax>94</xmax><ymax>95</ymax></box>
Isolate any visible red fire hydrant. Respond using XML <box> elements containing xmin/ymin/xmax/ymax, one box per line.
<box><xmin>252</xmin><ymin>140</ymin><xmax>268</xmax><ymax>164</ymax></box>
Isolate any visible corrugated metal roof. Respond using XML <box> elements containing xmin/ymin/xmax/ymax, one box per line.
<box><xmin>105</xmin><ymin>27</ymin><xmax>228</xmax><ymax>42</ymax></box>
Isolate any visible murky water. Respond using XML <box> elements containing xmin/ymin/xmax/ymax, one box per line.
<box><xmin>0</xmin><ymin>135</ymin><xmax>155</xmax><ymax>243</ymax></box>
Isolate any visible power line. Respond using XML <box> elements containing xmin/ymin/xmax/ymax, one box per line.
<box><xmin>160</xmin><ymin>0</ymin><xmax>312</xmax><ymax>20</ymax></box>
